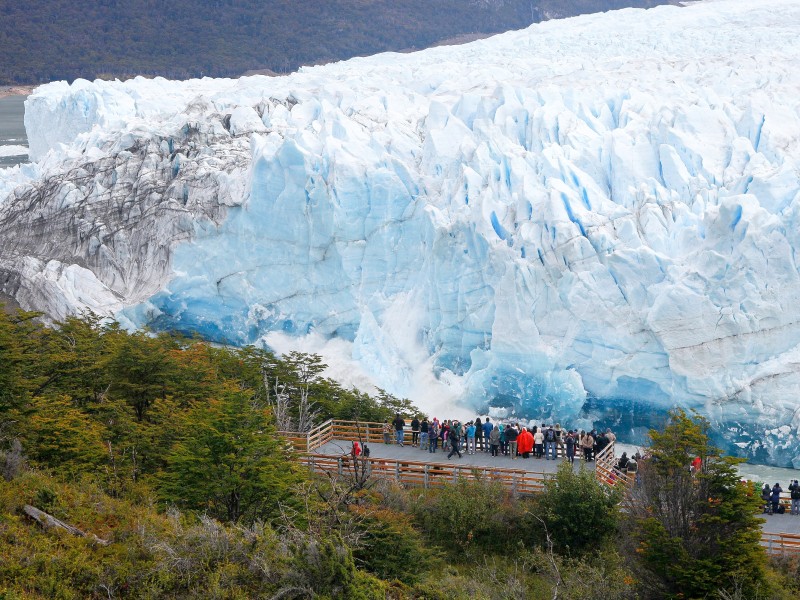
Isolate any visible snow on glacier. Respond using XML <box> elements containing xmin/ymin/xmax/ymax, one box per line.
<box><xmin>3</xmin><ymin>0</ymin><xmax>800</xmax><ymax>465</ymax></box>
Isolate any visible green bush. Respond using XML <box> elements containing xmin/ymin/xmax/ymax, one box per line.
<box><xmin>532</xmin><ymin>462</ymin><xmax>621</xmax><ymax>555</ymax></box>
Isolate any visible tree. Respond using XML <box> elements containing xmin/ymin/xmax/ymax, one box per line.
<box><xmin>626</xmin><ymin>409</ymin><xmax>768</xmax><ymax>599</ymax></box>
<box><xmin>0</xmin><ymin>308</ymin><xmax>44</xmax><ymax>421</ymax></box>
<box><xmin>107</xmin><ymin>330</ymin><xmax>175</xmax><ymax>421</ymax></box>
<box><xmin>535</xmin><ymin>461</ymin><xmax>621</xmax><ymax>555</ymax></box>
<box><xmin>160</xmin><ymin>392</ymin><xmax>302</xmax><ymax>523</ymax></box>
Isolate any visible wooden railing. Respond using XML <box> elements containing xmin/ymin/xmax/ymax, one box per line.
<box><xmin>594</xmin><ymin>441</ymin><xmax>634</xmax><ymax>490</ymax></box>
<box><xmin>761</xmin><ymin>532</ymin><xmax>800</xmax><ymax>555</ymax></box>
<box><xmin>303</xmin><ymin>452</ymin><xmax>550</xmax><ymax>495</ymax></box>
<box><xmin>277</xmin><ymin>419</ymin><xmax>335</xmax><ymax>453</ymax></box>
<box><xmin>281</xmin><ymin>421</ymin><xmax>799</xmax><ymax>548</ymax></box>
<box><xmin>280</xmin><ymin>420</ymin><xmax>633</xmax><ymax>494</ymax></box>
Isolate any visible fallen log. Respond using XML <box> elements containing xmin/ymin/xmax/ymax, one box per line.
<box><xmin>22</xmin><ymin>504</ymin><xmax>110</xmax><ymax>546</ymax></box>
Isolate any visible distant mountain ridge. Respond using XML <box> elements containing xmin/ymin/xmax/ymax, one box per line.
<box><xmin>0</xmin><ymin>0</ymin><xmax>678</xmax><ymax>85</ymax></box>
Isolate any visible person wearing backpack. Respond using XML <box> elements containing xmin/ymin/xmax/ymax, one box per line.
<box><xmin>505</xmin><ymin>423</ymin><xmax>519</xmax><ymax>459</ymax></box>
<box><xmin>534</xmin><ymin>427</ymin><xmax>544</xmax><ymax>459</ymax></box>
<box><xmin>544</xmin><ymin>425</ymin><xmax>556</xmax><ymax>460</ymax></box>
<box><xmin>789</xmin><ymin>480</ymin><xmax>800</xmax><ymax>515</ymax></box>
<box><xmin>411</xmin><ymin>416</ymin><xmax>420</xmax><ymax>447</ymax></box>
<box><xmin>429</xmin><ymin>420</ymin><xmax>440</xmax><ymax>453</ymax></box>
<box><xmin>420</xmin><ymin>417</ymin><xmax>429</xmax><ymax>451</ymax></box>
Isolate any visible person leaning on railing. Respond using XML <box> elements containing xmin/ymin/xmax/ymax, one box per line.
<box><xmin>505</xmin><ymin>423</ymin><xmax>519</xmax><ymax>459</ymax></box>
<box><xmin>411</xmin><ymin>416</ymin><xmax>420</xmax><ymax>447</ymax></box>
<box><xmin>790</xmin><ymin>480</ymin><xmax>800</xmax><ymax>515</ymax></box>
<box><xmin>382</xmin><ymin>419</ymin><xmax>391</xmax><ymax>445</ymax></box>
<box><xmin>420</xmin><ymin>417</ymin><xmax>429</xmax><ymax>451</ymax></box>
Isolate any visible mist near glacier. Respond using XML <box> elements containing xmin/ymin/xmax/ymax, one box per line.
<box><xmin>2</xmin><ymin>0</ymin><xmax>800</xmax><ymax>465</ymax></box>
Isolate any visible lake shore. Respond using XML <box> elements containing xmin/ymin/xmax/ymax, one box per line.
<box><xmin>0</xmin><ymin>85</ymin><xmax>34</xmax><ymax>99</ymax></box>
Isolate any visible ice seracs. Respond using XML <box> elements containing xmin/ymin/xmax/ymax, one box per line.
<box><xmin>2</xmin><ymin>0</ymin><xmax>800</xmax><ymax>465</ymax></box>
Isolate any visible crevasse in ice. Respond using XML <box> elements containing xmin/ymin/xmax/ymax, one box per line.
<box><xmin>2</xmin><ymin>0</ymin><xmax>800</xmax><ymax>465</ymax></box>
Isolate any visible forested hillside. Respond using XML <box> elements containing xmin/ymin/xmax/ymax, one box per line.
<box><xmin>0</xmin><ymin>0</ymin><xmax>677</xmax><ymax>85</ymax></box>
<box><xmin>1</xmin><ymin>308</ymin><xmax>798</xmax><ymax>598</ymax></box>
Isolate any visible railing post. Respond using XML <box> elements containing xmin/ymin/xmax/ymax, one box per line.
<box><xmin>452</xmin><ymin>466</ymin><xmax>458</xmax><ymax>483</ymax></box>
<box><xmin>424</xmin><ymin>464</ymin><xmax>429</xmax><ymax>489</ymax></box>
<box><xmin>337</xmin><ymin>457</ymin><xmax>343</xmax><ymax>476</ymax></box>
<box><xmin>395</xmin><ymin>461</ymin><xmax>401</xmax><ymax>483</ymax></box>
<box><xmin>512</xmin><ymin>472</ymin><xmax>518</xmax><ymax>497</ymax></box>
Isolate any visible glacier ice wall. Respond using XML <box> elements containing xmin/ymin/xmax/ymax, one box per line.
<box><xmin>3</xmin><ymin>0</ymin><xmax>800</xmax><ymax>465</ymax></box>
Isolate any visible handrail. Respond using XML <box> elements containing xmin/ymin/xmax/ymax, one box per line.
<box><xmin>280</xmin><ymin>419</ymin><xmax>633</xmax><ymax>491</ymax></box>
<box><xmin>761</xmin><ymin>531</ymin><xmax>800</xmax><ymax>555</ymax></box>
<box><xmin>303</xmin><ymin>452</ymin><xmax>551</xmax><ymax>495</ymax></box>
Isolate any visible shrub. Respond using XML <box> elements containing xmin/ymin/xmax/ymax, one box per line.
<box><xmin>532</xmin><ymin>461</ymin><xmax>621</xmax><ymax>555</ymax></box>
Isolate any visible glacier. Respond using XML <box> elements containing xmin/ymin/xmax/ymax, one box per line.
<box><xmin>2</xmin><ymin>0</ymin><xmax>800</xmax><ymax>465</ymax></box>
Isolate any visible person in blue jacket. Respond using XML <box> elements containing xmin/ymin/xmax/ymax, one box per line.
<box><xmin>482</xmin><ymin>418</ymin><xmax>494</xmax><ymax>452</ymax></box>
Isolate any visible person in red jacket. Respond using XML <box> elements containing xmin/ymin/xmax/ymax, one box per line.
<box><xmin>516</xmin><ymin>427</ymin><xmax>534</xmax><ymax>459</ymax></box>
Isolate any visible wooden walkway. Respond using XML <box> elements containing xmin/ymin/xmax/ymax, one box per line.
<box><xmin>280</xmin><ymin>419</ymin><xmax>631</xmax><ymax>495</ymax></box>
<box><xmin>279</xmin><ymin>419</ymin><xmax>800</xmax><ymax>556</ymax></box>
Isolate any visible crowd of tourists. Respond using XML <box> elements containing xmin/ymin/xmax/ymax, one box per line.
<box><xmin>380</xmin><ymin>414</ymin><xmax>632</xmax><ymax>470</ymax></box>
<box><xmin>761</xmin><ymin>480</ymin><xmax>800</xmax><ymax>515</ymax></box>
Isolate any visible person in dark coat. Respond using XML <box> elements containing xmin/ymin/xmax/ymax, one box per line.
<box><xmin>474</xmin><ymin>417</ymin><xmax>483</xmax><ymax>452</ymax></box>
<box><xmin>447</xmin><ymin>426</ymin><xmax>462</xmax><ymax>459</ymax></box>
<box><xmin>771</xmin><ymin>483</ymin><xmax>784</xmax><ymax>514</ymax></box>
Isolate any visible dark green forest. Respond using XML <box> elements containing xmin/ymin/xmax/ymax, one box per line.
<box><xmin>1</xmin><ymin>0</ymin><xmax>677</xmax><ymax>85</ymax></box>
<box><xmin>1</xmin><ymin>308</ymin><xmax>799</xmax><ymax>598</ymax></box>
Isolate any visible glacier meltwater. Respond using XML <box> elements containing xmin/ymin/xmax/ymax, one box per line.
<box><xmin>2</xmin><ymin>0</ymin><xmax>800</xmax><ymax>465</ymax></box>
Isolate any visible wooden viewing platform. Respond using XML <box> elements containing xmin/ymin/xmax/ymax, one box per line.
<box><xmin>280</xmin><ymin>419</ymin><xmax>800</xmax><ymax>556</ymax></box>
<box><xmin>279</xmin><ymin>419</ymin><xmax>632</xmax><ymax>495</ymax></box>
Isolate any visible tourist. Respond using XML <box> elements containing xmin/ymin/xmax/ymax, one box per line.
<box><xmin>489</xmin><ymin>424</ymin><xmax>501</xmax><ymax>456</ymax></box>
<box><xmin>626</xmin><ymin>456</ymin><xmax>638</xmax><ymax>482</ymax></box>
<box><xmin>447</xmin><ymin>426</ymin><xmax>462</xmax><ymax>459</ymax></box>
<box><xmin>498</xmin><ymin>423</ymin><xmax>507</xmax><ymax>456</ymax></box>
<box><xmin>565</xmin><ymin>431</ymin><xmax>576</xmax><ymax>464</ymax></box>
<box><xmin>482</xmin><ymin>418</ymin><xmax>493</xmax><ymax>452</ymax></box>
<box><xmin>420</xmin><ymin>417</ymin><xmax>429</xmax><ymax>451</ymax></box>
<box><xmin>554</xmin><ymin>423</ymin><xmax>564</xmax><ymax>457</ymax></box>
<box><xmin>454</xmin><ymin>420</ymin><xmax>464</xmax><ymax>449</ymax></box>
<box><xmin>506</xmin><ymin>423</ymin><xmax>519</xmax><ymax>459</ymax></box>
<box><xmin>771</xmin><ymin>483</ymin><xmax>784</xmax><ymax>514</ymax></box>
<box><xmin>595</xmin><ymin>430</ymin><xmax>610</xmax><ymax>458</ymax></box>
<box><xmin>581</xmin><ymin>430</ymin><xmax>594</xmax><ymax>461</ymax></box>
<box><xmin>789</xmin><ymin>480</ymin><xmax>800</xmax><ymax>515</ymax></box>
<box><xmin>466</xmin><ymin>421</ymin><xmax>476</xmax><ymax>454</ymax></box>
<box><xmin>411</xmin><ymin>415</ymin><xmax>420</xmax><ymax>447</ymax></box>
<box><xmin>617</xmin><ymin>452</ymin><xmax>629</xmax><ymax>471</ymax></box>
<box><xmin>382</xmin><ymin>419</ymin><xmax>391</xmax><ymax>445</ymax></box>
<box><xmin>534</xmin><ymin>427</ymin><xmax>544</xmax><ymax>459</ymax></box>
<box><xmin>429</xmin><ymin>420</ymin><xmax>440</xmax><ymax>453</ymax></box>
<box><xmin>544</xmin><ymin>424</ymin><xmax>556</xmax><ymax>460</ymax></box>
<box><xmin>474</xmin><ymin>417</ymin><xmax>483</xmax><ymax>452</ymax></box>
<box><xmin>392</xmin><ymin>413</ymin><xmax>405</xmax><ymax>446</ymax></box>
<box><xmin>517</xmin><ymin>426</ymin><xmax>533</xmax><ymax>459</ymax></box>
<box><xmin>605</xmin><ymin>428</ymin><xmax>617</xmax><ymax>444</ymax></box>
<box><xmin>762</xmin><ymin>484</ymin><xmax>772</xmax><ymax>513</ymax></box>
<box><xmin>441</xmin><ymin>420</ymin><xmax>450</xmax><ymax>452</ymax></box>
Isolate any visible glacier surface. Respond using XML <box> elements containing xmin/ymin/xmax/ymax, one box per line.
<box><xmin>2</xmin><ymin>0</ymin><xmax>800</xmax><ymax>465</ymax></box>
